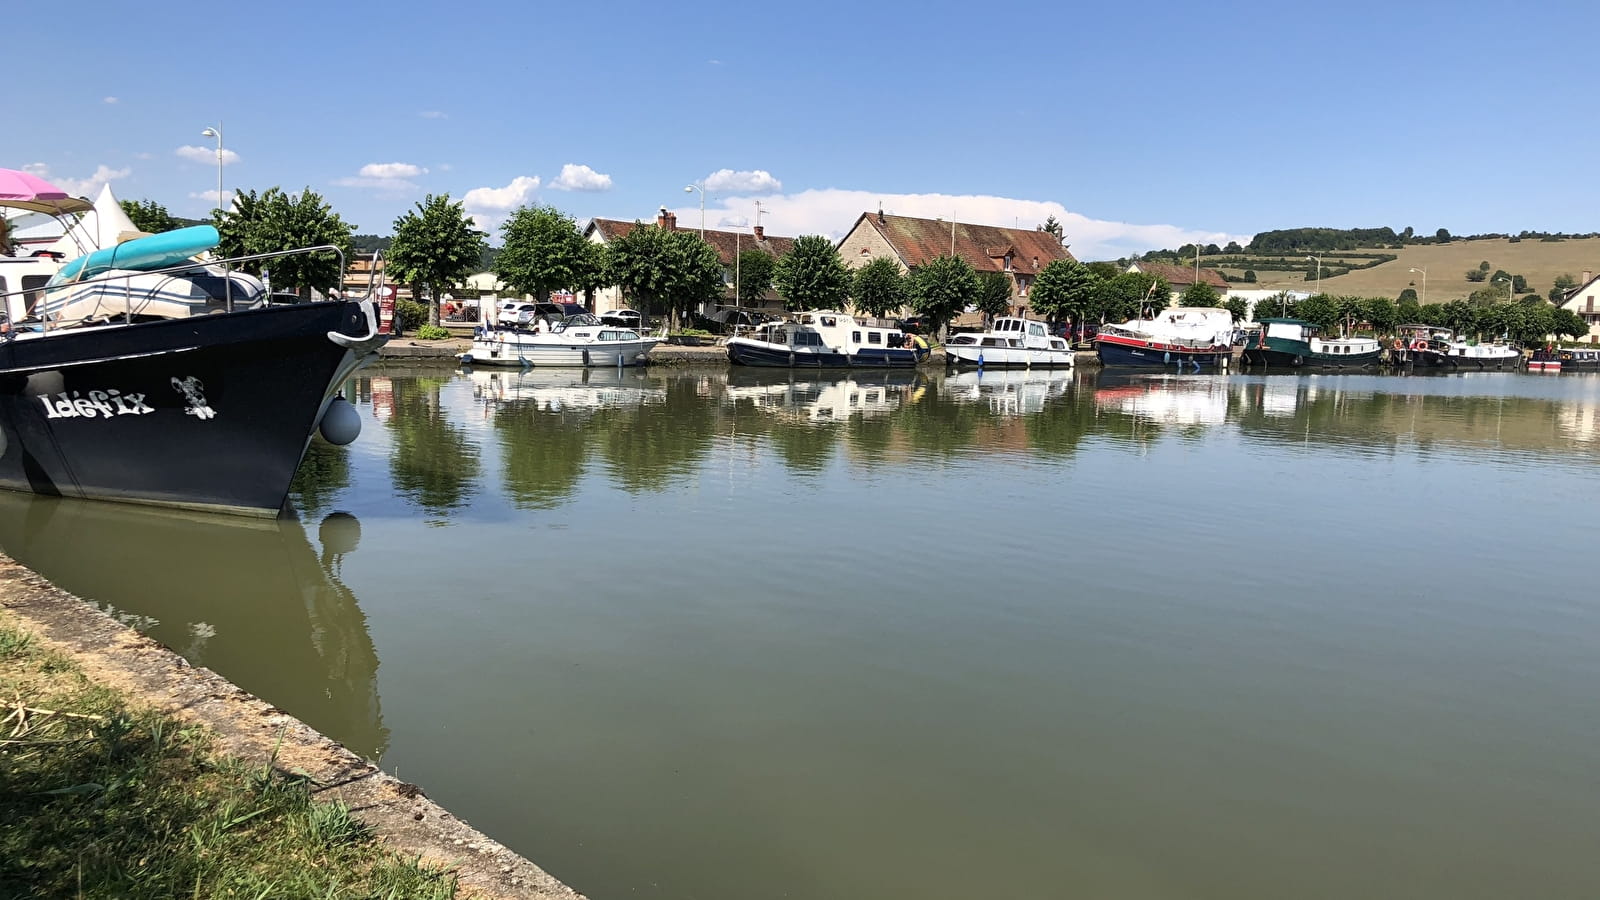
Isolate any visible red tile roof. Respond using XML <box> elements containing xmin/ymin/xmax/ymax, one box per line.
<box><xmin>587</xmin><ymin>217</ymin><xmax>793</xmax><ymax>266</ymax></box>
<box><xmin>1130</xmin><ymin>261</ymin><xmax>1230</xmax><ymax>290</ymax></box>
<box><xmin>847</xmin><ymin>212</ymin><xmax>1074</xmax><ymax>274</ymax></box>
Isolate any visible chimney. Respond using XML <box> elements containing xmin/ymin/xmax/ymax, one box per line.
<box><xmin>753</xmin><ymin>225</ymin><xmax>764</xmax><ymax>241</ymax></box>
<box><xmin>656</xmin><ymin>207</ymin><xmax>678</xmax><ymax>231</ymax></box>
<box><xmin>1585</xmin><ymin>270</ymin><xmax>1593</xmax><ymax>285</ymax></box>
<box><xmin>877</xmin><ymin>204</ymin><xmax>885</xmax><ymax>225</ymax></box>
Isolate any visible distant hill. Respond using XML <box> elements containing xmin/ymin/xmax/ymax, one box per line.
<box><xmin>1136</xmin><ymin>227</ymin><xmax>1600</xmax><ymax>303</ymax></box>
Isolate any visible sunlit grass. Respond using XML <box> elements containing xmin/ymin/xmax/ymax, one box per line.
<box><xmin>0</xmin><ymin>617</ymin><xmax>458</xmax><ymax>899</ymax></box>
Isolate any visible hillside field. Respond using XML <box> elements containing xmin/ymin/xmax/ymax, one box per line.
<box><xmin>1213</xmin><ymin>237</ymin><xmax>1600</xmax><ymax>302</ymax></box>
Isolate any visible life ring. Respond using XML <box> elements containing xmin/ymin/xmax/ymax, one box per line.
<box><xmin>1411</xmin><ymin>339</ymin><xmax>1427</xmax><ymax>351</ymax></box>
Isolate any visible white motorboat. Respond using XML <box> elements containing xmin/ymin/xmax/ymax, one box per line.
<box><xmin>460</xmin><ymin>314</ymin><xmax>663</xmax><ymax>367</ymax></box>
<box><xmin>943</xmin><ymin>316</ymin><xmax>1075</xmax><ymax>368</ymax></box>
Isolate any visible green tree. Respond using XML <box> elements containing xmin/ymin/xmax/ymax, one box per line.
<box><xmin>1224</xmin><ymin>241</ymin><xmax>1243</xmax><ymax>254</ymax></box>
<box><xmin>572</xmin><ymin>239</ymin><xmax>609</xmax><ymax>310</ymax></box>
<box><xmin>1224</xmin><ymin>296</ymin><xmax>1250</xmax><ymax>323</ymax></box>
<box><xmin>736</xmin><ymin>248</ymin><xmax>777</xmax><ymax>305</ymax></box>
<box><xmin>773</xmin><ymin>235</ymin><xmax>851</xmax><ymax>312</ymax></box>
<box><xmin>1397</xmin><ymin>287</ymin><xmax>1418</xmax><ymax>304</ymax></box>
<box><xmin>1037</xmin><ymin>215</ymin><xmax>1063</xmax><ymax>239</ymax></box>
<box><xmin>1436</xmin><ymin>228</ymin><xmax>1452</xmax><ymax>242</ymax></box>
<box><xmin>1550</xmin><ymin>273</ymin><xmax>1579</xmax><ymax>303</ymax></box>
<box><xmin>606</xmin><ymin>225</ymin><xmax>723</xmax><ymax>329</ymax></box>
<box><xmin>1028</xmin><ymin>258</ymin><xmax>1098</xmax><ymax>326</ymax></box>
<box><xmin>120</xmin><ymin>199</ymin><xmax>177</xmax><ymax>234</ymax></box>
<box><xmin>1553</xmin><ymin>308</ymin><xmax>1588</xmax><ymax>341</ymax></box>
<box><xmin>386</xmin><ymin>194</ymin><xmax>486</xmax><ymax>328</ymax></box>
<box><xmin>1397</xmin><ymin>297</ymin><xmax>1423</xmax><ymax>324</ymax></box>
<box><xmin>494</xmin><ymin>205</ymin><xmax>591</xmax><ymax>304</ymax></box>
<box><xmin>908</xmin><ymin>254</ymin><xmax>978</xmax><ymax>338</ymax></box>
<box><xmin>1364</xmin><ymin>297</ymin><xmax>1398</xmax><ymax>334</ymax></box>
<box><xmin>1096</xmin><ymin>272</ymin><xmax>1169</xmax><ymax>322</ymax></box>
<box><xmin>1179</xmin><ymin>281</ymin><xmax>1221</xmax><ymax>307</ymax></box>
<box><xmin>850</xmin><ymin>256</ymin><xmax>907</xmax><ymax>319</ymax></box>
<box><xmin>1478</xmin><ymin>260</ymin><xmax>1491</xmax><ymax>272</ymax></box>
<box><xmin>1294</xmin><ymin>294</ymin><xmax>1340</xmax><ymax>331</ymax></box>
<box><xmin>213</xmin><ymin>187</ymin><xmax>352</xmax><ymax>298</ymax></box>
<box><xmin>1243</xmin><ymin>269</ymin><xmax>1257</xmax><ymax>283</ymax></box>
<box><xmin>1465</xmin><ymin>268</ymin><xmax>1487</xmax><ymax>283</ymax></box>
<box><xmin>974</xmin><ymin>271</ymin><xmax>1014</xmax><ymax>323</ymax></box>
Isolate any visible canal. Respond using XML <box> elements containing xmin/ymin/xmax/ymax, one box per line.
<box><xmin>3</xmin><ymin>365</ymin><xmax>1598</xmax><ymax>899</ymax></box>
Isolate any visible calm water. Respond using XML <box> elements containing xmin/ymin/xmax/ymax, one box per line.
<box><xmin>5</xmin><ymin>365</ymin><xmax>1600</xmax><ymax>899</ymax></box>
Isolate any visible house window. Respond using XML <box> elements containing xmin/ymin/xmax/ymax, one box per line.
<box><xmin>1018</xmin><ymin>277</ymin><xmax>1028</xmax><ymax>296</ymax></box>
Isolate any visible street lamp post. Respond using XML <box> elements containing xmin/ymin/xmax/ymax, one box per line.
<box><xmin>1495</xmin><ymin>274</ymin><xmax>1513</xmax><ymax>303</ymax></box>
<box><xmin>200</xmin><ymin>123</ymin><xmax>224</xmax><ymax>213</ymax></box>
<box><xmin>1306</xmin><ymin>255</ymin><xmax>1322</xmax><ymax>296</ymax></box>
<box><xmin>1409</xmin><ymin>266</ymin><xmax>1427</xmax><ymax>305</ymax></box>
<box><xmin>682</xmin><ymin>182</ymin><xmax>706</xmax><ymax>239</ymax></box>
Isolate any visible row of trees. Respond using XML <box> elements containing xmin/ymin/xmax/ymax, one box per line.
<box><xmin>1241</xmin><ymin>292</ymin><xmax>1587</xmax><ymax>345</ymax></box>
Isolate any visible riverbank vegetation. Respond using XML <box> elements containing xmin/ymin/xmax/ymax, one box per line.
<box><xmin>0</xmin><ymin>617</ymin><xmax>458</xmax><ymax>899</ymax></box>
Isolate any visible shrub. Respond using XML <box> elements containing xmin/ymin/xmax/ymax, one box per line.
<box><xmin>414</xmin><ymin>324</ymin><xmax>451</xmax><ymax>340</ymax></box>
<box><xmin>394</xmin><ymin>299</ymin><xmax>427</xmax><ymax>331</ymax></box>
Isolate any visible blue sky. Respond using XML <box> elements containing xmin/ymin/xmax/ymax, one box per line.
<box><xmin>12</xmin><ymin>0</ymin><xmax>1596</xmax><ymax>260</ymax></box>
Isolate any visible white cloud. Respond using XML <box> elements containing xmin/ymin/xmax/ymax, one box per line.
<box><xmin>702</xmin><ymin>168</ymin><xmax>782</xmax><ymax>194</ymax></box>
<box><xmin>549</xmin><ymin>163</ymin><xmax>613</xmax><ymax>192</ymax></box>
<box><xmin>359</xmin><ymin>162</ymin><xmax>427</xmax><ymax>179</ymax></box>
<box><xmin>103</xmin><ymin>96</ymin><xmax>118</xmax><ymax>104</ymax></box>
<box><xmin>25</xmin><ymin>163</ymin><xmax>131</xmax><ymax>198</ymax></box>
<box><xmin>175</xmin><ymin>145</ymin><xmax>240</xmax><ymax>166</ymax></box>
<box><xmin>463</xmin><ymin>175</ymin><xmax>542</xmax><ymax>233</ymax></box>
<box><xmin>717</xmin><ymin>215</ymin><xmax>750</xmax><ymax>228</ymax></box>
<box><xmin>332</xmin><ymin>162</ymin><xmax>428</xmax><ymax>193</ymax></box>
<box><xmin>673</xmin><ymin>187</ymin><xmax>1249</xmax><ymax>261</ymax></box>
<box><xmin>134</xmin><ymin>152</ymin><xmax>153</xmax><ymax>160</ymax></box>
<box><xmin>419</xmin><ymin>110</ymin><xmax>448</xmax><ymax>119</ymax></box>
<box><xmin>189</xmin><ymin>189</ymin><xmax>236</xmax><ymax>207</ymax></box>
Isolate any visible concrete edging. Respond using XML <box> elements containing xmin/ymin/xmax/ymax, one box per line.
<box><xmin>0</xmin><ymin>553</ymin><xmax>584</xmax><ymax>900</ymax></box>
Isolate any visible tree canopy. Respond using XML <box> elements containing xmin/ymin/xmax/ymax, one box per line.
<box><xmin>908</xmin><ymin>254</ymin><xmax>977</xmax><ymax>337</ymax></box>
<box><xmin>213</xmin><ymin>187</ymin><xmax>352</xmax><ymax>296</ymax></box>
<box><xmin>120</xmin><ymin>199</ymin><xmax>177</xmax><ymax>234</ymax></box>
<box><xmin>1179</xmin><ymin>281</ymin><xmax>1222</xmax><ymax>308</ymax></box>
<box><xmin>774</xmin><ymin>235</ymin><xmax>851</xmax><ymax>311</ymax></box>
<box><xmin>494</xmin><ymin>205</ymin><xmax>592</xmax><ymax>303</ymax></box>
<box><xmin>736</xmin><ymin>249</ymin><xmax>776</xmax><ymax>305</ymax></box>
<box><xmin>606</xmin><ymin>224</ymin><xmax>723</xmax><ymax>328</ymax></box>
<box><xmin>386</xmin><ymin>194</ymin><xmax>486</xmax><ymax>327</ymax></box>
<box><xmin>974</xmin><ymin>272</ymin><xmax>1013</xmax><ymax>322</ymax></box>
<box><xmin>1027</xmin><ymin>258</ymin><xmax>1097</xmax><ymax>325</ymax></box>
<box><xmin>850</xmin><ymin>257</ymin><xmax>906</xmax><ymax>319</ymax></box>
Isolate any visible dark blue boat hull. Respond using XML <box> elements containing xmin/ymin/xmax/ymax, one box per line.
<box><xmin>1095</xmin><ymin>340</ymin><xmax>1230</xmax><ymax>369</ymax></box>
<box><xmin>727</xmin><ymin>341</ymin><xmax>923</xmax><ymax>369</ymax></box>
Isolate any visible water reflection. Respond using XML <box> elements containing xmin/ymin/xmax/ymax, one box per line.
<box><xmin>384</xmin><ymin>374</ymin><xmax>481</xmax><ymax>518</ymax></box>
<box><xmin>0</xmin><ymin>495</ymin><xmax>388</xmax><ymax>759</ymax></box>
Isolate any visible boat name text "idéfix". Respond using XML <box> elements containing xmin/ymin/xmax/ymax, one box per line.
<box><xmin>38</xmin><ymin>389</ymin><xmax>155</xmax><ymax>419</ymax></box>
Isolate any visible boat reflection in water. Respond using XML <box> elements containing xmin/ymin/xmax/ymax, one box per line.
<box><xmin>463</xmin><ymin>366</ymin><xmax>665</xmax><ymax>416</ymax></box>
<box><xmin>0</xmin><ymin>494</ymin><xmax>387</xmax><ymax>759</ymax></box>
<box><xmin>1093</xmin><ymin>372</ymin><xmax>1231</xmax><ymax>426</ymax></box>
<box><xmin>723</xmin><ymin>370</ymin><xmax>922</xmax><ymax>422</ymax></box>
<box><xmin>943</xmin><ymin>368</ymin><xmax>1074</xmax><ymax>417</ymax></box>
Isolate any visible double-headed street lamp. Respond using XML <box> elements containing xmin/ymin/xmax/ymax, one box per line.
<box><xmin>200</xmin><ymin>123</ymin><xmax>224</xmax><ymax>212</ymax></box>
<box><xmin>1306</xmin><ymin>255</ymin><xmax>1322</xmax><ymax>296</ymax></box>
<box><xmin>682</xmin><ymin>182</ymin><xmax>706</xmax><ymax>239</ymax></box>
<box><xmin>1409</xmin><ymin>266</ymin><xmax>1427</xmax><ymax>305</ymax></box>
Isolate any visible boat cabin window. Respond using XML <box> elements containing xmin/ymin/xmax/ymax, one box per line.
<box><xmin>981</xmin><ymin>337</ymin><xmax>1006</xmax><ymax>347</ymax></box>
<box><xmin>820</xmin><ymin>316</ymin><xmax>837</xmax><ymax>327</ymax></box>
<box><xmin>19</xmin><ymin>275</ymin><xmax>48</xmax><ymax>316</ymax></box>
<box><xmin>867</xmin><ymin>332</ymin><xmax>881</xmax><ymax>344</ymax></box>
<box><xmin>793</xmin><ymin>331</ymin><xmax>823</xmax><ymax>347</ymax></box>
<box><xmin>852</xmin><ymin>331</ymin><xmax>861</xmax><ymax>343</ymax></box>
<box><xmin>1028</xmin><ymin>323</ymin><xmax>1045</xmax><ymax>337</ymax></box>
<box><xmin>599</xmin><ymin>330</ymin><xmax>620</xmax><ymax>341</ymax></box>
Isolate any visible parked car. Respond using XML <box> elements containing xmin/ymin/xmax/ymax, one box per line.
<box><xmin>600</xmin><ymin>309</ymin><xmax>644</xmax><ymax>329</ymax></box>
<box><xmin>897</xmin><ymin>316</ymin><xmax>929</xmax><ymax>335</ymax></box>
<box><xmin>707</xmin><ymin>307</ymin><xmax>775</xmax><ymax>335</ymax></box>
<box><xmin>497</xmin><ymin>302</ymin><xmax>537</xmax><ymax>326</ymax></box>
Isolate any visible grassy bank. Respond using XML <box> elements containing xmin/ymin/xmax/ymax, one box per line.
<box><xmin>0</xmin><ymin>617</ymin><xmax>459</xmax><ymax>899</ymax></box>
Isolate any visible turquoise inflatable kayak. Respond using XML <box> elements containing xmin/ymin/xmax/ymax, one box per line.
<box><xmin>50</xmin><ymin>225</ymin><xmax>220</xmax><ymax>285</ymax></box>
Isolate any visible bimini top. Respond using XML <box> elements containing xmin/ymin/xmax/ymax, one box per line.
<box><xmin>0</xmin><ymin>167</ymin><xmax>94</xmax><ymax>214</ymax></box>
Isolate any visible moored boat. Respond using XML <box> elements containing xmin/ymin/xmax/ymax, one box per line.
<box><xmin>0</xmin><ymin>167</ymin><xmax>387</xmax><ymax>516</ymax></box>
<box><xmin>460</xmin><ymin>314</ymin><xmax>662</xmax><ymax>367</ymax></box>
<box><xmin>1094</xmin><ymin>307</ymin><xmax>1234</xmax><ymax>369</ymax></box>
<box><xmin>1391</xmin><ymin>324</ymin><xmax>1521</xmax><ymax>370</ymax></box>
<box><xmin>725</xmin><ymin>310</ymin><xmax>925</xmax><ymax>368</ymax></box>
<box><xmin>943</xmin><ymin>316</ymin><xmax>1075</xmax><ymax>368</ymax></box>
<box><xmin>1239</xmin><ymin>317</ymin><xmax>1381</xmax><ymax>369</ymax></box>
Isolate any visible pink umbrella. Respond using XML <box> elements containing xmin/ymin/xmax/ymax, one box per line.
<box><xmin>0</xmin><ymin>167</ymin><xmax>94</xmax><ymax>214</ymax></box>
